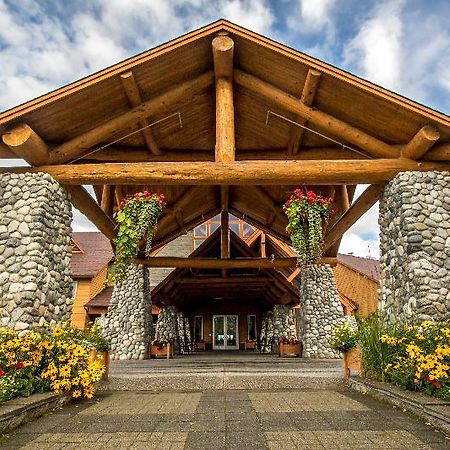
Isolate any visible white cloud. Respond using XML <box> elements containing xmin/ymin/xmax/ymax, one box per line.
<box><xmin>339</xmin><ymin>184</ymin><xmax>380</xmax><ymax>258</ymax></box>
<box><xmin>344</xmin><ymin>0</ymin><xmax>405</xmax><ymax>90</ymax></box>
<box><xmin>297</xmin><ymin>0</ymin><xmax>336</xmax><ymax>30</ymax></box>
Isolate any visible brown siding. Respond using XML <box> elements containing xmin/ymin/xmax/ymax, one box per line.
<box><xmin>334</xmin><ymin>264</ymin><xmax>378</xmax><ymax>317</ymax></box>
<box><xmin>71</xmin><ymin>279</ymin><xmax>92</xmax><ymax>329</ymax></box>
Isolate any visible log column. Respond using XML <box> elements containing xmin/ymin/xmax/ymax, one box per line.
<box><xmin>379</xmin><ymin>171</ymin><xmax>450</xmax><ymax>322</ymax></box>
<box><xmin>212</xmin><ymin>33</ymin><xmax>235</xmax><ymax>163</ymax></box>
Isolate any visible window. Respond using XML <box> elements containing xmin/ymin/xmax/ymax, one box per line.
<box><xmin>194</xmin><ymin>316</ymin><xmax>203</xmax><ymax>342</ymax></box>
<box><xmin>71</xmin><ymin>281</ymin><xmax>78</xmax><ymax>300</ymax></box>
<box><xmin>192</xmin><ymin>214</ymin><xmax>255</xmax><ymax>249</ymax></box>
<box><xmin>247</xmin><ymin>315</ymin><xmax>257</xmax><ymax>341</ymax></box>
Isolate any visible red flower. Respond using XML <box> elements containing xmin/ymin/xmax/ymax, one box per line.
<box><xmin>15</xmin><ymin>362</ymin><xmax>24</xmax><ymax>370</ymax></box>
<box><xmin>425</xmin><ymin>375</ymin><xmax>431</xmax><ymax>382</ymax></box>
<box><xmin>432</xmin><ymin>380</ymin><xmax>441</xmax><ymax>389</ymax></box>
<box><xmin>0</xmin><ymin>370</ymin><xmax>5</xmax><ymax>377</ymax></box>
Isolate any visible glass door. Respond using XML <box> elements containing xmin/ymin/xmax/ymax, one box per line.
<box><xmin>213</xmin><ymin>316</ymin><xmax>226</xmax><ymax>350</ymax></box>
<box><xmin>213</xmin><ymin>315</ymin><xmax>239</xmax><ymax>350</ymax></box>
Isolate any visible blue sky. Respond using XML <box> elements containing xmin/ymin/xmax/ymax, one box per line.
<box><xmin>1</xmin><ymin>0</ymin><xmax>449</xmax><ymax>257</ymax></box>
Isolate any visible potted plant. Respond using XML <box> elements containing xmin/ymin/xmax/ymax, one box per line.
<box><xmin>108</xmin><ymin>191</ymin><xmax>166</xmax><ymax>284</ymax></box>
<box><xmin>279</xmin><ymin>337</ymin><xmax>302</xmax><ymax>357</ymax></box>
<box><xmin>330</xmin><ymin>323</ymin><xmax>360</xmax><ymax>379</ymax></box>
<box><xmin>86</xmin><ymin>324</ymin><xmax>110</xmax><ymax>380</ymax></box>
<box><xmin>194</xmin><ymin>339</ymin><xmax>205</xmax><ymax>352</ymax></box>
<box><xmin>283</xmin><ymin>189</ymin><xmax>334</xmax><ymax>266</ymax></box>
<box><xmin>149</xmin><ymin>339</ymin><xmax>173</xmax><ymax>359</ymax></box>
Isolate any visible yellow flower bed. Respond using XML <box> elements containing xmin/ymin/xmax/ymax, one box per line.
<box><xmin>378</xmin><ymin>321</ymin><xmax>449</xmax><ymax>400</ymax></box>
<box><xmin>0</xmin><ymin>324</ymin><xmax>106</xmax><ymax>404</ymax></box>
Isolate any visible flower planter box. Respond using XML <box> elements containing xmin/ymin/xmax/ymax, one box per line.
<box><xmin>279</xmin><ymin>342</ymin><xmax>302</xmax><ymax>357</ymax></box>
<box><xmin>88</xmin><ymin>349</ymin><xmax>109</xmax><ymax>381</ymax></box>
<box><xmin>194</xmin><ymin>342</ymin><xmax>205</xmax><ymax>352</ymax></box>
<box><xmin>343</xmin><ymin>347</ymin><xmax>361</xmax><ymax>379</ymax></box>
<box><xmin>149</xmin><ymin>343</ymin><xmax>173</xmax><ymax>359</ymax></box>
<box><xmin>244</xmin><ymin>340</ymin><xmax>257</xmax><ymax>351</ymax></box>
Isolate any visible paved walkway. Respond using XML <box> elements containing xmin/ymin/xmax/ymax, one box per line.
<box><xmin>106</xmin><ymin>353</ymin><xmax>343</xmax><ymax>391</ymax></box>
<box><xmin>1</xmin><ymin>388</ymin><xmax>448</xmax><ymax>449</ymax></box>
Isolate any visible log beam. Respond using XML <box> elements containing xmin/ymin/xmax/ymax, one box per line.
<box><xmin>221</xmin><ymin>210</ymin><xmax>230</xmax><ymax>259</ymax></box>
<box><xmin>212</xmin><ymin>34</ymin><xmax>235</xmax><ymax>162</ymax></box>
<box><xmin>100</xmin><ymin>185</ymin><xmax>114</xmax><ymax>217</ymax></box>
<box><xmin>424</xmin><ymin>143</ymin><xmax>450</xmax><ymax>161</ymax></box>
<box><xmin>49</xmin><ymin>71</ymin><xmax>214</xmax><ymax>164</ymax></box>
<box><xmin>234</xmin><ymin>69</ymin><xmax>398</xmax><ymax>159</ymax></box>
<box><xmin>4</xmin><ymin>160</ymin><xmax>448</xmax><ymax>185</ymax></box>
<box><xmin>62</xmin><ymin>185</ymin><xmax>116</xmax><ymax>241</ymax></box>
<box><xmin>323</xmin><ymin>184</ymin><xmax>384</xmax><ymax>251</ymax></box>
<box><xmin>2</xmin><ymin>123</ymin><xmax>49</xmax><ymax>165</ymax></box>
<box><xmin>135</xmin><ymin>256</ymin><xmax>337</xmax><ymax>269</ymax></box>
<box><xmin>288</xmin><ymin>69</ymin><xmax>322</xmax><ymax>155</ymax></box>
<box><xmin>120</xmin><ymin>71</ymin><xmax>161</xmax><ymax>155</ymax></box>
<box><xmin>401</xmin><ymin>125</ymin><xmax>440</xmax><ymax>160</ymax></box>
<box><xmin>220</xmin><ymin>185</ymin><xmax>229</xmax><ymax>211</ymax></box>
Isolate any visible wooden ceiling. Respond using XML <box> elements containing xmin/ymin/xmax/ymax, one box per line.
<box><xmin>1</xmin><ymin>19</ymin><xmax>449</xmax><ymax>259</ymax></box>
<box><xmin>152</xmin><ymin>229</ymin><xmax>299</xmax><ymax>309</ymax></box>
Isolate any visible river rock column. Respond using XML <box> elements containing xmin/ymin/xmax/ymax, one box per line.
<box><xmin>379</xmin><ymin>171</ymin><xmax>450</xmax><ymax>322</ymax></box>
<box><xmin>102</xmin><ymin>265</ymin><xmax>152</xmax><ymax>360</ymax></box>
<box><xmin>0</xmin><ymin>173</ymin><xmax>72</xmax><ymax>333</ymax></box>
<box><xmin>155</xmin><ymin>306</ymin><xmax>177</xmax><ymax>343</ymax></box>
<box><xmin>299</xmin><ymin>264</ymin><xmax>344</xmax><ymax>358</ymax></box>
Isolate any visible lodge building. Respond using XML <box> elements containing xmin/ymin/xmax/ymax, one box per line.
<box><xmin>0</xmin><ymin>20</ymin><xmax>448</xmax><ymax>359</ymax></box>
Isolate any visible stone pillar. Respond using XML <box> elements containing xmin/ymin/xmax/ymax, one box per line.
<box><xmin>259</xmin><ymin>311</ymin><xmax>274</xmax><ymax>353</ymax></box>
<box><xmin>379</xmin><ymin>171</ymin><xmax>450</xmax><ymax>322</ymax></box>
<box><xmin>102</xmin><ymin>265</ymin><xmax>152</xmax><ymax>360</ymax></box>
<box><xmin>155</xmin><ymin>306</ymin><xmax>177</xmax><ymax>343</ymax></box>
<box><xmin>272</xmin><ymin>304</ymin><xmax>297</xmax><ymax>351</ymax></box>
<box><xmin>0</xmin><ymin>173</ymin><xmax>72</xmax><ymax>333</ymax></box>
<box><xmin>299</xmin><ymin>264</ymin><xmax>344</xmax><ymax>358</ymax></box>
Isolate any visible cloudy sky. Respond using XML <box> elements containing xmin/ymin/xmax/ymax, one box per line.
<box><xmin>1</xmin><ymin>0</ymin><xmax>449</xmax><ymax>258</ymax></box>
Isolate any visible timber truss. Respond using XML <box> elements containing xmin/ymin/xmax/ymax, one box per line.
<box><xmin>1</xmin><ymin>20</ymin><xmax>449</xmax><ymax>270</ymax></box>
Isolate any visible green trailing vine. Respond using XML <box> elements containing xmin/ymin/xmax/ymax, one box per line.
<box><xmin>283</xmin><ymin>189</ymin><xmax>334</xmax><ymax>266</ymax></box>
<box><xmin>107</xmin><ymin>191</ymin><xmax>166</xmax><ymax>284</ymax></box>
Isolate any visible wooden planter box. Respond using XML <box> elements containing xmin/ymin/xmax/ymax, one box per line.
<box><xmin>194</xmin><ymin>342</ymin><xmax>205</xmax><ymax>351</ymax></box>
<box><xmin>279</xmin><ymin>341</ymin><xmax>302</xmax><ymax>357</ymax></box>
<box><xmin>343</xmin><ymin>347</ymin><xmax>361</xmax><ymax>379</ymax></box>
<box><xmin>244</xmin><ymin>340</ymin><xmax>257</xmax><ymax>350</ymax></box>
<box><xmin>150</xmin><ymin>343</ymin><xmax>173</xmax><ymax>359</ymax></box>
<box><xmin>88</xmin><ymin>349</ymin><xmax>109</xmax><ymax>380</ymax></box>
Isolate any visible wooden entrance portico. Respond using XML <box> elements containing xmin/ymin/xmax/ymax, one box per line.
<box><xmin>1</xmin><ymin>19</ymin><xmax>449</xmax><ymax>272</ymax></box>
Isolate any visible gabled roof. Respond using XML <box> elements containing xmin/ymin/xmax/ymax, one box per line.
<box><xmin>70</xmin><ymin>232</ymin><xmax>113</xmax><ymax>278</ymax></box>
<box><xmin>2</xmin><ymin>19</ymin><xmax>450</xmax><ymax>140</ymax></box>
<box><xmin>337</xmin><ymin>254</ymin><xmax>380</xmax><ymax>282</ymax></box>
<box><xmin>2</xmin><ymin>20</ymin><xmax>448</xmax><ymax>257</ymax></box>
<box><xmin>152</xmin><ymin>227</ymin><xmax>299</xmax><ymax>308</ymax></box>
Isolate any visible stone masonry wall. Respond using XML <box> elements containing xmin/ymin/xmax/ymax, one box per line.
<box><xmin>299</xmin><ymin>264</ymin><xmax>344</xmax><ymax>358</ymax></box>
<box><xmin>379</xmin><ymin>171</ymin><xmax>450</xmax><ymax>322</ymax></box>
<box><xmin>102</xmin><ymin>265</ymin><xmax>151</xmax><ymax>360</ymax></box>
<box><xmin>0</xmin><ymin>173</ymin><xmax>72</xmax><ymax>333</ymax></box>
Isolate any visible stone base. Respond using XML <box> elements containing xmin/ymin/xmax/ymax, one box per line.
<box><xmin>299</xmin><ymin>264</ymin><xmax>344</xmax><ymax>358</ymax></box>
<box><xmin>102</xmin><ymin>265</ymin><xmax>152</xmax><ymax>360</ymax></box>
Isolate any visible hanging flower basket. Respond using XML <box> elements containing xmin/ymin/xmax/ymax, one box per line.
<box><xmin>107</xmin><ymin>191</ymin><xmax>166</xmax><ymax>284</ymax></box>
<box><xmin>283</xmin><ymin>189</ymin><xmax>334</xmax><ymax>266</ymax></box>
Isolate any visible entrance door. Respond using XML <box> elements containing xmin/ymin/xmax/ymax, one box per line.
<box><xmin>212</xmin><ymin>315</ymin><xmax>239</xmax><ymax>350</ymax></box>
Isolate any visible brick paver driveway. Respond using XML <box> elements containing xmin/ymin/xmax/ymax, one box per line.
<box><xmin>1</xmin><ymin>389</ymin><xmax>448</xmax><ymax>449</ymax></box>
